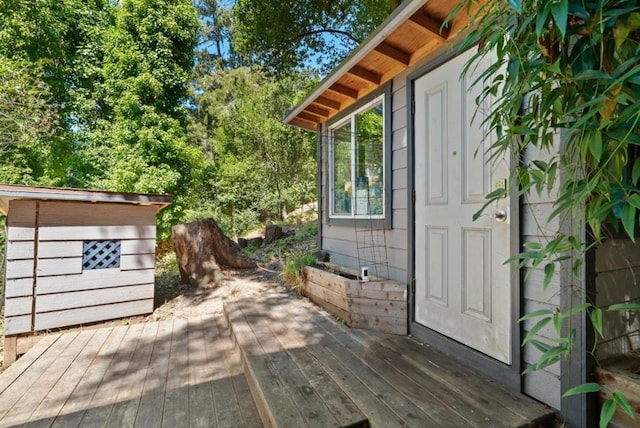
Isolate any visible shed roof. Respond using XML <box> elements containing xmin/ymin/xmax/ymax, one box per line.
<box><xmin>284</xmin><ymin>0</ymin><xmax>473</xmax><ymax>131</ymax></box>
<box><xmin>0</xmin><ymin>184</ymin><xmax>172</xmax><ymax>215</ymax></box>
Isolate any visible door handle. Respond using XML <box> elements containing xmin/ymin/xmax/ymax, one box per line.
<box><xmin>495</xmin><ymin>209</ymin><xmax>507</xmax><ymax>222</ymax></box>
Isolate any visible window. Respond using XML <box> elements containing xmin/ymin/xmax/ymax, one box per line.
<box><xmin>83</xmin><ymin>240</ymin><xmax>121</xmax><ymax>270</ymax></box>
<box><xmin>328</xmin><ymin>93</ymin><xmax>388</xmax><ymax>224</ymax></box>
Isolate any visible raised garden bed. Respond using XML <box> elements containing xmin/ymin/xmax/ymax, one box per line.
<box><xmin>302</xmin><ymin>263</ymin><xmax>407</xmax><ymax>335</ymax></box>
<box><xmin>595</xmin><ymin>350</ymin><xmax>640</xmax><ymax>427</ymax></box>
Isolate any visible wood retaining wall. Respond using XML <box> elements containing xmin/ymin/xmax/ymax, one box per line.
<box><xmin>302</xmin><ymin>265</ymin><xmax>407</xmax><ymax>335</ymax></box>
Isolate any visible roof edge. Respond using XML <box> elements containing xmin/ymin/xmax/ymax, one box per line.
<box><xmin>284</xmin><ymin>0</ymin><xmax>429</xmax><ymax>129</ymax></box>
<box><xmin>0</xmin><ymin>184</ymin><xmax>172</xmax><ymax>215</ymax></box>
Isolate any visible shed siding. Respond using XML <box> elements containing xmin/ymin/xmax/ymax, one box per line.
<box><xmin>595</xmin><ymin>238</ymin><xmax>640</xmax><ymax>360</ymax></box>
<box><xmin>321</xmin><ymin>74</ymin><xmax>409</xmax><ymax>284</ymax></box>
<box><xmin>521</xmin><ymin>145</ymin><xmax>562</xmax><ymax>409</ymax></box>
<box><xmin>3</xmin><ymin>200</ymin><xmax>157</xmax><ymax>335</ymax></box>
<box><xmin>4</xmin><ymin>200</ymin><xmax>36</xmax><ymax>335</ymax></box>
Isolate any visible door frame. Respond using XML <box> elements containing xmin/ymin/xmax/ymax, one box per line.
<box><xmin>406</xmin><ymin>46</ymin><xmax>522</xmax><ymax>390</ymax></box>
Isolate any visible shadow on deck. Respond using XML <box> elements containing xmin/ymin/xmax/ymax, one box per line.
<box><xmin>0</xmin><ymin>288</ymin><xmax>556</xmax><ymax>427</ymax></box>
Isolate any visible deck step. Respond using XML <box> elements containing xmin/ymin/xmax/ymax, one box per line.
<box><xmin>224</xmin><ymin>299</ymin><xmax>369</xmax><ymax>428</ymax></box>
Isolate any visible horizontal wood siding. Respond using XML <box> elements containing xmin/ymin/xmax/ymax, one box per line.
<box><xmin>36</xmin><ymin>269</ymin><xmax>155</xmax><ymax>294</ymax></box>
<box><xmin>4</xmin><ymin>200</ymin><xmax>36</xmax><ymax>335</ymax></box>
<box><xmin>36</xmin><ymin>283</ymin><xmax>154</xmax><ymax>313</ymax></box>
<box><xmin>34</xmin><ymin>300</ymin><xmax>154</xmax><ymax>331</ymax></box>
<box><xmin>595</xmin><ymin>238</ymin><xmax>640</xmax><ymax>360</ymax></box>
<box><xmin>3</xmin><ymin>200</ymin><xmax>158</xmax><ymax>335</ymax></box>
<box><xmin>521</xmin><ymin>143</ymin><xmax>562</xmax><ymax>409</ymax></box>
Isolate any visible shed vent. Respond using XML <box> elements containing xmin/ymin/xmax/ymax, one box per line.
<box><xmin>83</xmin><ymin>240</ymin><xmax>121</xmax><ymax>270</ymax></box>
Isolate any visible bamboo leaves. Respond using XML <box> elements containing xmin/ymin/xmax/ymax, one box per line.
<box><xmin>457</xmin><ymin>0</ymin><xmax>640</xmax><ymax>425</ymax></box>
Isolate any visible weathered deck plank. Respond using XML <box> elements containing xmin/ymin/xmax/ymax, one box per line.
<box><xmin>1</xmin><ymin>330</ymin><xmax>94</xmax><ymax>427</ymax></box>
<box><xmin>0</xmin><ymin>333</ymin><xmax>77</xmax><ymax>422</ymax></box>
<box><xmin>134</xmin><ymin>319</ymin><xmax>174</xmax><ymax>428</ymax></box>
<box><xmin>161</xmin><ymin>317</ymin><xmax>189</xmax><ymax>428</ymax></box>
<box><xmin>79</xmin><ymin>323</ymin><xmax>146</xmax><ymax>427</ymax></box>
<box><xmin>187</xmin><ymin>316</ymin><xmax>217</xmax><ymax>428</ymax></box>
<box><xmin>0</xmin><ymin>288</ymin><xmax>555</xmax><ymax>428</ymax></box>
<box><xmin>51</xmin><ymin>325</ymin><xmax>129</xmax><ymax>428</ymax></box>
<box><xmin>226</xmin><ymin>301</ymin><xmax>308</xmax><ymax>427</ymax></box>
<box><xmin>24</xmin><ymin>327</ymin><xmax>113</xmax><ymax>428</ymax></box>
<box><xmin>106</xmin><ymin>321</ymin><xmax>159</xmax><ymax>428</ymax></box>
<box><xmin>211</xmin><ymin>315</ymin><xmax>263</xmax><ymax>428</ymax></box>
<box><xmin>0</xmin><ymin>334</ymin><xmax>59</xmax><ymax>394</ymax></box>
<box><xmin>224</xmin><ymin>291</ymin><xmax>555</xmax><ymax>428</ymax></box>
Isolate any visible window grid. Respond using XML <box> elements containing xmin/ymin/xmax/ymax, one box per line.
<box><xmin>82</xmin><ymin>240</ymin><xmax>121</xmax><ymax>270</ymax></box>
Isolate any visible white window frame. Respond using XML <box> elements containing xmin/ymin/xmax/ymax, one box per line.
<box><xmin>328</xmin><ymin>94</ymin><xmax>386</xmax><ymax>220</ymax></box>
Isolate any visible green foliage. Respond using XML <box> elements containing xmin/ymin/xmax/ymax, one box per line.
<box><xmin>283</xmin><ymin>251</ymin><xmax>317</xmax><ymax>292</ymax></box>
<box><xmin>231</xmin><ymin>0</ymin><xmax>397</xmax><ymax>75</ymax></box>
<box><xmin>73</xmin><ymin>0</ymin><xmax>207</xmax><ymax>240</ymax></box>
<box><xmin>455</xmin><ymin>0</ymin><xmax>640</xmax><ymax>424</ymax></box>
<box><xmin>189</xmin><ymin>66</ymin><xmax>317</xmax><ymax>236</ymax></box>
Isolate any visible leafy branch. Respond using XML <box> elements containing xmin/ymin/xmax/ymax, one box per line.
<box><xmin>453</xmin><ymin>0</ymin><xmax>640</xmax><ymax>425</ymax></box>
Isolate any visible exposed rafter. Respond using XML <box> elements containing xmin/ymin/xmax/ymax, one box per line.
<box><xmin>328</xmin><ymin>83</ymin><xmax>359</xmax><ymax>99</ymax></box>
<box><xmin>298</xmin><ymin>112</ymin><xmax>321</xmax><ymax>123</ymax></box>
<box><xmin>306</xmin><ymin>105</ymin><xmax>331</xmax><ymax>118</ymax></box>
<box><xmin>283</xmin><ymin>0</ymin><xmax>472</xmax><ymax>131</ymax></box>
<box><xmin>374</xmin><ymin>42</ymin><xmax>411</xmax><ymax>66</ymax></box>
<box><xmin>347</xmin><ymin>65</ymin><xmax>382</xmax><ymax>85</ymax></box>
<box><xmin>409</xmin><ymin>10</ymin><xmax>450</xmax><ymax>40</ymax></box>
<box><xmin>315</xmin><ymin>97</ymin><xmax>341</xmax><ymax>111</ymax></box>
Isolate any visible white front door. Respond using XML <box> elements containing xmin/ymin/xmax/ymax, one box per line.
<box><xmin>414</xmin><ymin>50</ymin><xmax>512</xmax><ymax>364</ymax></box>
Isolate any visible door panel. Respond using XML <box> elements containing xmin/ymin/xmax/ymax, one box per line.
<box><xmin>414</xmin><ymin>50</ymin><xmax>512</xmax><ymax>364</ymax></box>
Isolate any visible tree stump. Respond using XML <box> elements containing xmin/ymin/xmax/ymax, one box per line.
<box><xmin>172</xmin><ymin>218</ymin><xmax>257</xmax><ymax>286</ymax></box>
<box><xmin>264</xmin><ymin>224</ymin><xmax>283</xmax><ymax>245</ymax></box>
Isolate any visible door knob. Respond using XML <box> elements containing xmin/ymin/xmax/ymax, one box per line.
<box><xmin>495</xmin><ymin>209</ymin><xmax>507</xmax><ymax>222</ymax></box>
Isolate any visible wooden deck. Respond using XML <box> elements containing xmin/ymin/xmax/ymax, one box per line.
<box><xmin>0</xmin><ymin>288</ymin><xmax>556</xmax><ymax>427</ymax></box>
<box><xmin>0</xmin><ymin>315</ymin><xmax>261</xmax><ymax>428</ymax></box>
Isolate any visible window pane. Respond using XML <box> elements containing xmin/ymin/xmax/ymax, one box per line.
<box><xmin>333</xmin><ymin>122</ymin><xmax>352</xmax><ymax>215</ymax></box>
<box><xmin>354</xmin><ymin>102</ymin><xmax>384</xmax><ymax>216</ymax></box>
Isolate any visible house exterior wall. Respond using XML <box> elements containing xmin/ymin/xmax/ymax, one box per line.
<box><xmin>595</xmin><ymin>237</ymin><xmax>640</xmax><ymax>360</ymax></box>
<box><xmin>320</xmin><ymin>73</ymin><xmax>410</xmax><ymax>284</ymax></box>
<box><xmin>318</xmin><ymin>52</ymin><xmax>574</xmax><ymax>410</ymax></box>
<box><xmin>4</xmin><ymin>200</ymin><xmax>157</xmax><ymax>335</ymax></box>
<box><xmin>519</xmin><ymin>144</ymin><xmax>563</xmax><ymax>409</ymax></box>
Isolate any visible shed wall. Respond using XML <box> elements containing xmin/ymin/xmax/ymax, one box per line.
<box><xmin>4</xmin><ymin>200</ymin><xmax>157</xmax><ymax>335</ymax></box>
<box><xmin>321</xmin><ymin>73</ymin><xmax>409</xmax><ymax>284</ymax></box>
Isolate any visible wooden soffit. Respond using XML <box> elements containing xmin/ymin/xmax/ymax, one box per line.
<box><xmin>284</xmin><ymin>0</ymin><xmax>475</xmax><ymax>131</ymax></box>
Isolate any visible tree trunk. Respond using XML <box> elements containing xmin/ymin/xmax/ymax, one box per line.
<box><xmin>171</xmin><ymin>218</ymin><xmax>257</xmax><ymax>287</ymax></box>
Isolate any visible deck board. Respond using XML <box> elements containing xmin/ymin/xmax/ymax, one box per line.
<box><xmin>134</xmin><ymin>319</ymin><xmax>173</xmax><ymax>428</ymax></box>
<box><xmin>51</xmin><ymin>325</ymin><xmax>129</xmax><ymax>428</ymax></box>
<box><xmin>225</xmin><ymin>290</ymin><xmax>556</xmax><ymax>428</ymax></box>
<box><xmin>24</xmin><ymin>328</ymin><xmax>112</xmax><ymax>428</ymax></box>
<box><xmin>161</xmin><ymin>317</ymin><xmax>190</xmax><ymax>428</ymax></box>
<box><xmin>0</xmin><ymin>287</ymin><xmax>555</xmax><ymax>428</ymax></box>
<box><xmin>211</xmin><ymin>315</ymin><xmax>262</xmax><ymax>428</ymax></box>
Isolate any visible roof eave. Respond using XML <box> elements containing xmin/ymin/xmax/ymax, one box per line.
<box><xmin>284</xmin><ymin>0</ymin><xmax>430</xmax><ymax>131</ymax></box>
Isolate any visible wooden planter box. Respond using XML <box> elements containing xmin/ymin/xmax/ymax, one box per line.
<box><xmin>595</xmin><ymin>350</ymin><xmax>640</xmax><ymax>427</ymax></box>
<box><xmin>302</xmin><ymin>265</ymin><xmax>407</xmax><ymax>335</ymax></box>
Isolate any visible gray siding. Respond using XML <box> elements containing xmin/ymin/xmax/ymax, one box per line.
<box><xmin>4</xmin><ymin>200</ymin><xmax>157</xmax><ymax>335</ymax></box>
<box><xmin>321</xmin><ymin>73</ymin><xmax>409</xmax><ymax>284</ymax></box>
<box><xmin>521</xmin><ymin>144</ymin><xmax>562</xmax><ymax>409</ymax></box>
<box><xmin>595</xmin><ymin>238</ymin><xmax>640</xmax><ymax>360</ymax></box>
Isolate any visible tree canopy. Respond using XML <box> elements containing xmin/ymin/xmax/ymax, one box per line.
<box><xmin>231</xmin><ymin>0</ymin><xmax>401</xmax><ymax>75</ymax></box>
<box><xmin>0</xmin><ymin>0</ymin><xmax>406</xmax><ymax>239</ymax></box>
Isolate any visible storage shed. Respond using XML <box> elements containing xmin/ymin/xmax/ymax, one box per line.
<box><xmin>1</xmin><ymin>184</ymin><xmax>171</xmax><ymax>363</ymax></box>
